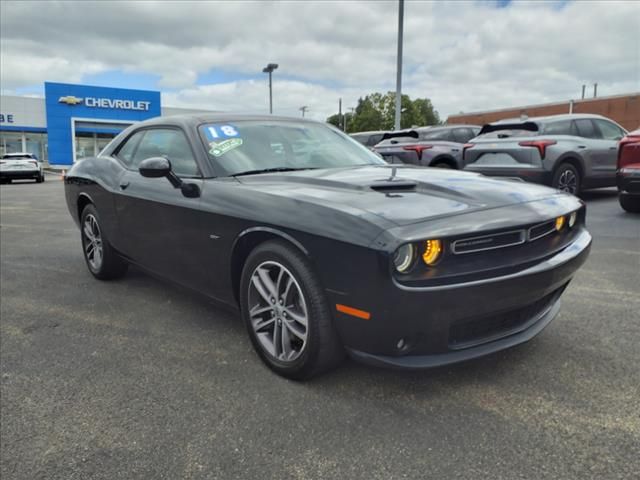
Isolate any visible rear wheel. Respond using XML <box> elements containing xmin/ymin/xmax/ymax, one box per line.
<box><xmin>619</xmin><ymin>194</ymin><xmax>640</xmax><ymax>213</ymax></box>
<box><xmin>552</xmin><ymin>163</ymin><xmax>581</xmax><ymax>195</ymax></box>
<box><xmin>240</xmin><ymin>240</ymin><xmax>344</xmax><ymax>380</ymax></box>
<box><xmin>432</xmin><ymin>161</ymin><xmax>454</xmax><ymax>169</ymax></box>
<box><xmin>80</xmin><ymin>204</ymin><xmax>128</xmax><ymax>280</ymax></box>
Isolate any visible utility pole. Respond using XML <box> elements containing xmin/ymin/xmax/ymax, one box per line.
<box><xmin>394</xmin><ymin>0</ymin><xmax>404</xmax><ymax>131</ymax></box>
<box><xmin>593</xmin><ymin>83</ymin><xmax>598</xmax><ymax>98</ymax></box>
<box><xmin>338</xmin><ymin>98</ymin><xmax>343</xmax><ymax>131</ymax></box>
<box><xmin>299</xmin><ymin>106</ymin><xmax>308</xmax><ymax>117</ymax></box>
<box><xmin>581</xmin><ymin>84</ymin><xmax>586</xmax><ymax>99</ymax></box>
<box><xmin>262</xmin><ymin>63</ymin><xmax>278</xmax><ymax>114</ymax></box>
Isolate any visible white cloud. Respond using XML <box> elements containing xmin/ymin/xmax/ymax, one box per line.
<box><xmin>1</xmin><ymin>0</ymin><xmax>638</xmax><ymax>121</ymax></box>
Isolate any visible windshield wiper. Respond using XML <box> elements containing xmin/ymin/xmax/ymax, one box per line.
<box><xmin>231</xmin><ymin>167</ymin><xmax>316</xmax><ymax>177</ymax></box>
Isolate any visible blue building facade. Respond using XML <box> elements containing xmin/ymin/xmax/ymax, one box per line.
<box><xmin>0</xmin><ymin>82</ymin><xmax>188</xmax><ymax>166</ymax></box>
<box><xmin>44</xmin><ymin>82</ymin><xmax>161</xmax><ymax>165</ymax></box>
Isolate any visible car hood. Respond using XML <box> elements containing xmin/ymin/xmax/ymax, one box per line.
<box><xmin>234</xmin><ymin>165</ymin><xmax>562</xmax><ymax>227</ymax></box>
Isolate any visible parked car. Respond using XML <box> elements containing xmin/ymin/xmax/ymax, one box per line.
<box><xmin>463</xmin><ymin>114</ymin><xmax>628</xmax><ymax>194</ymax></box>
<box><xmin>349</xmin><ymin>130</ymin><xmax>389</xmax><ymax>148</ymax></box>
<box><xmin>617</xmin><ymin>128</ymin><xmax>640</xmax><ymax>213</ymax></box>
<box><xmin>0</xmin><ymin>152</ymin><xmax>45</xmax><ymax>183</ymax></box>
<box><xmin>64</xmin><ymin>114</ymin><xmax>591</xmax><ymax>379</ymax></box>
<box><xmin>373</xmin><ymin>125</ymin><xmax>480</xmax><ymax>168</ymax></box>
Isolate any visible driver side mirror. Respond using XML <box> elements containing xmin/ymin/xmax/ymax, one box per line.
<box><xmin>138</xmin><ymin>157</ymin><xmax>200</xmax><ymax>198</ymax></box>
<box><xmin>139</xmin><ymin>156</ymin><xmax>171</xmax><ymax>178</ymax></box>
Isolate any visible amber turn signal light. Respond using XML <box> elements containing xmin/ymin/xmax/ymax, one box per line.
<box><xmin>422</xmin><ymin>239</ymin><xmax>443</xmax><ymax>266</ymax></box>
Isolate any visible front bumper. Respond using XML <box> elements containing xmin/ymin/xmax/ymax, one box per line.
<box><xmin>338</xmin><ymin>228</ymin><xmax>591</xmax><ymax>370</ymax></box>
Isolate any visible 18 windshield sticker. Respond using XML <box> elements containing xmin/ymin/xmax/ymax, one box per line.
<box><xmin>204</xmin><ymin>124</ymin><xmax>243</xmax><ymax>156</ymax></box>
<box><xmin>205</xmin><ymin>125</ymin><xmax>239</xmax><ymax>140</ymax></box>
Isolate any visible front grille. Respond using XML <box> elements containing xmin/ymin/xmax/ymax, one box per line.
<box><xmin>528</xmin><ymin>220</ymin><xmax>556</xmax><ymax>241</ymax></box>
<box><xmin>451</xmin><ymin>229</ymin><xmax>525</xmax><ymax>254</ymax></box>
<box><xmin>448</xmin><ymin>287</ymin><xmax>564</xmax><ymax>349</ymax></box>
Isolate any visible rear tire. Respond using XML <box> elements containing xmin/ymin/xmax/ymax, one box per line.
<box><xmin>552</xmin><ymin>163</ymin><xmax>581</xmax><ymax>195</ymax></box>
<box><xmin>240</xmin><ymin>240</ymin><xmax>344</xmax><ymax>380</ymax></box>
<box><xmin>619</xmin><ymin>194</ymin><xmax>640</xmax><ymax>213</ymax></box>
<box><xmin>431</xmin><ymin>161</ymin><xmax>454</xmax><ymax>169</ymax></box>
<box><xmin>80</xmin><ymin>204</ymin><xmax>128</xmax><ymax>280</ymax></box>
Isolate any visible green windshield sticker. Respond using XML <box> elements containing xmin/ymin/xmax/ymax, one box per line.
<box><xmin>209</xmin><ymin>138</ymin><xmax>243</xmax><ymax>157</ymax></box>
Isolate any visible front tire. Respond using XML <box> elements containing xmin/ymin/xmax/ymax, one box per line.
<box><xmin>552</xmin><ymin>163</ymin><xmax>581</xmax><ymax>195</ymax></box>
<box><xmin>240</xmin><ymin>240</ymin><xmax>344</xmax><ymax>380</ymax></box>
<box><xmin>619</xmin><ymin>193</ymin><xmax>640</xmax><ymax>213</ymax></box>
<box><xmin>80</xmin><ymin>204</ymin><xmax>128</xmax><ymax>280</ymax></box>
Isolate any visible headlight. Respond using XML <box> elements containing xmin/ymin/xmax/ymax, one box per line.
<box><xmin>555</xmin><ymin>216</ymin><xmax>565</xmax><ymax>231</ymax></box>
<box><xmin>568</xmin><ymin>211</ymin><xmax>577</xmax><ymax>228</ymax></box>
<box><xmin>422</xmin><ymin>239</ymin><xmax>443</xmax><ymax>266</ymax></box>
<box><xmin>393</xmin><ymin>244</ymin><xmax>415</xmax><ymax>273</ymax></box>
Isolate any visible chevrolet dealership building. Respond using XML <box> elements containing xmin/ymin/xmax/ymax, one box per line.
<box><xmin>0</xmin><ymin>82</ymin><xmax>214</xmax><ymax>167</ymax></box>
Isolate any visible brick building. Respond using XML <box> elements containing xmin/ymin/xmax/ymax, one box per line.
<box><xmin>446</xmin><ymin>93</ymin><xmax>640</xmax><ymax>131</ymax></box>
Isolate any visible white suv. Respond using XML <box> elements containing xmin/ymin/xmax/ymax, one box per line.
<box><xmin>0</xmin><ymin>152</ymin><xmax>45</xmax><ymax>184</ymax></box>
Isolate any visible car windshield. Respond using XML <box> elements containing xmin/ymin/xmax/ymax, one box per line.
<box><xmin>199</xmin><ymin>120</ymin><xmax>385</xmax><ymax>176</ymax></box>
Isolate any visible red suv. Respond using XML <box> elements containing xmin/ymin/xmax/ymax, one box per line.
<box><xmin>617</xmin><ymin>129</ymin><xmax>640</xmax><ymax>213</ymax></box>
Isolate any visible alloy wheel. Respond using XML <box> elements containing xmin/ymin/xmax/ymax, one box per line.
<box><xmin>247</xmin><ymin>261</ymin><xmax>308</xmax><ymax>362</ymax></box>
<box><xmin>83</xmin><ymin>214</ymin><xmax>103</xmax><ymax>270</ymax></box>
<box><xmin>557</xmin><ymin>169</ymin><xmax>578</xmax><ymax>194</ymax></box>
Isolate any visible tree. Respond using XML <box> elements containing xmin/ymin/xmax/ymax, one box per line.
<box><xmin>327</xmin><ymin>92</ymin><xmax>440</xmax><ymax>133</ymax></box>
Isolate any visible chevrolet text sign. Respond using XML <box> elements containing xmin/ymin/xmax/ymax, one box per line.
<box><xmin>85</xmin><ymin>97</ymin><xmax>151</xmax><ymax>111</ymax></box>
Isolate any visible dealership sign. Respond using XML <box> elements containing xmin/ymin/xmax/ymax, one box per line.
<box><xmin>0</xmin><ymin>113</ymin><xmax>15</xmax><ymax>123</ymax></box>
<box><xmin>58</xmin><ymin>95</ymin><xmax>151</xmax><ymax>111</ymax></box>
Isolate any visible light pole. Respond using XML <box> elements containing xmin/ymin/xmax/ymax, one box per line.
<box><xmin>394</xmin><ymin>0</ymin><xmax>404</xmax><ymax>131</ymax></box>
<box><xmin>262</xmin><ymin>63</ymin><xmax>278</xmax><ymax>114</ymax></box>
<box><xmin>299</xmin><ymin>106</ymin><xmax>308</xmax><ymax>117</ymax></box>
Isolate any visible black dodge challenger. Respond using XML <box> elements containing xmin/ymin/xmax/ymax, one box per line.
<box><xmin>64</xmin><ymin>114</ymin><xmax>591</xmax><ymax>379</ymax></box>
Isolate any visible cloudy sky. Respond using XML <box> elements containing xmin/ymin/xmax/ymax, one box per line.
<box><xmin>1</xmin><ymin>0</ymin><xmax>638</xmax><ymax>121</ymax></box>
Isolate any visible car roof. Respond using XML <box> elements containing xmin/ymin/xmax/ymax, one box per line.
<box><xmin>142</xmin><ymin>113</ymin><xmax>326</xmax><ymax>128</ymax></box>
<box><xmin>490</xmin><ymin>113</ymin><xmax>609</xmax><ymax>126</ymax></box>
<box><xmin>2</xmin><ymin>152</ymin><xmax>36</xmax><ymax>158</ymax></box>
<box><xmin>349</xmin><ymin>130</ymin><xmax>389</xmax><ymax>136</ymax></box>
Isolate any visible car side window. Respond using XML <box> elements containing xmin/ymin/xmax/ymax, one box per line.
<box><xmin>366</xmin><ymin>134</ymin><xmax>383</xmax><ymax>147</ymax></box>
<box><xmin>574</xmin><ymin>119</ymin><xmax>600</xmax><ymax>139</ymax></box>
<box><xmin>593</xmin><ymin>119</ymin><xmax>625</xmax><ymax>141</ymax></box>
<box><xmin>131</xmin><ymin>128</ymin><xmax>200</xmax><ymax>177</ymax></box>
<box><xmin>453</xmin><ymin>128</ymin><xmax>473</xmax><ymax>143</ymax></box>
<box><xmin>543</xmin><ymin>120</ymin><xmax>573</xmax><ymax>135</ymax></box>
<box><xmin>115</xmin><ymin>130</ymin><xmax>146</xmax><ymax>166</ymax></box>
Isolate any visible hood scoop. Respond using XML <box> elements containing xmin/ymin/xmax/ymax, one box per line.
<box><xmin>369</xmin><ymin>180</ymin><xmax>417</xmax><ymax>193</ymax></box>
<box><xmin>369</xmin><ymin>166</ymin><xmax>417</xmax><ymax>193</ymax></box>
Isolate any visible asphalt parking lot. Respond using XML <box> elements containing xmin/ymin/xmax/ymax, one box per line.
<box><xmin>1</xmin><ymin>176</ymin><xmax>639</xmax><ymax>480</ymax></box>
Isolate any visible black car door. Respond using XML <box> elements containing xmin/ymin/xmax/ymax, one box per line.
<box><xmin>113</xmin><ymin>127</ymin><xmax>211</xmax><ymax>292</ymax></box>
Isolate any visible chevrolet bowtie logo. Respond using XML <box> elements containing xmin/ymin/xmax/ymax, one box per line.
<box><xmin>58</xmin><ymin>96</ymin><xmax>84</xmax><ymax>105</ymax></box>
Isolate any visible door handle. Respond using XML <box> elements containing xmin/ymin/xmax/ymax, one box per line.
<box><xmin>452</xmin><ymin>148</ymin><xmax>460</xmax><ymax>152</ymax></box>
<box><xmin>609</xmin><ymin>146</ymin><xmax>616</xmax><ymax>150</ymax></box>
<box><xmin>119</xmin><ymin>181</ymin><xmax>130</xmax><ymax>190</ymax></box>
<box><xmin>577</xmin><ymin>145</ymin><xmax>586</xmax><ymax>149</ymax></box>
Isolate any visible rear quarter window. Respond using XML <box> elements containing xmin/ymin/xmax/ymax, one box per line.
<box><xmin>542</xmin><ymin>120</ymin><xmax>575</xmax><ymax>136</ymax></box>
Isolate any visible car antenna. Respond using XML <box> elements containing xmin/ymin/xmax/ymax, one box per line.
<box><xmin>388</xmin><ymin>166</ymin><xmax>398</xmax><ymax>181</ymax></box>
